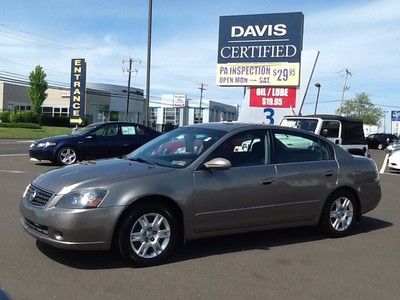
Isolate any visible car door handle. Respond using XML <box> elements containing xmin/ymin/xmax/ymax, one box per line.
<box><xmin>262</xmin><ymin>178</ymin><xmax>276</xmax><ymax>185</ymax></box>
<box><xmin>324</xmin><ymin>170</ymin><xmax>334</xmax><ymax>177</ymax></box>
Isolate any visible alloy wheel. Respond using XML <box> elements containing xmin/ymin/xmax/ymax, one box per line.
<box><xmin>329</xmin><ymin>197</ymin><xmax>354</xmax><ymax>232</ymax></box>
<box><xmin>60</xmin><ymin>148</ymin><xmax>77</xmax><ymax>165</ymax></box>
<box><xmin>129</xmin><ymin>213</ymin><xmax>171</xmax><ymax>259</ymax></box>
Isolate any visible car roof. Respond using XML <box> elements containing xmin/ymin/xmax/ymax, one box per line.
<box><xmin>89</xmin><ymin>121</ymin><xmax>142</xmax><ymax>127</ymax></box>
<box><xmin>186</xmin><ymin>122</ymin><xmax>311</xmax><ymax>134</ymax></box>
<box><xmin>185</xmin><ymin>122</ymin><xmax>271</xmax><ymax>132</ymax></box>
<box><xmin>284</xmin><ymin>114</ymin><xmax>363</xmax><ymax>123</ymax></box>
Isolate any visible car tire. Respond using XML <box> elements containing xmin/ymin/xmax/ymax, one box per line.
<box><xmin>320</xmin><ymin>191</ymin><xmax>356</xmax><ymax>237</ymax></box>
<box><xmin>377</xmin><ymin>144</ymin><xmax>383</xmax><ymax>150</ymax></box>
<box><xmin>117</xmin><ymin>203</ymin><xmax>178</xmax><ymax>267</ymax></box>
<box><xmin>56</xmin><ymin>146</ymin><xmax>78</xmax><ymax>165</ymax></box>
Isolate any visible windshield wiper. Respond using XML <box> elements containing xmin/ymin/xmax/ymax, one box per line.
<box><xmin>128</xmin><ymin>157</ymin><xmax>157</xmax><ymax>165</ymax></box>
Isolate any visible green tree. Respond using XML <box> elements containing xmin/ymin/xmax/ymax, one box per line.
<box><xmin>337</xmin><ymin>92</ymin><xmax>384</xmax><ymax>125</ymax></box>
<box><xmin>28</xmin><ymin>65</ymin><xmax>48</xmax><ymax>115</ymax></box>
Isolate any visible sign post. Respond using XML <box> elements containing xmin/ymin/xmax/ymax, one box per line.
<box><xmin>69</xmin><ymin>58</ymin><xmax>86</xmax><ymax>126</ymax></box>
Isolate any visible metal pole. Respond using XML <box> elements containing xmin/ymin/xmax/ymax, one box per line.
<box><xmin>145</xmin><ymin>0</ymin><xmax>153</xmax><ymax>127</ymax></box>
<box><xmin>339</xmin><ymin>69</ymin><xmax>351</xmax><ymax>115</ymax></box>
<box><xmin>314</xmin><ymin>83</ymin><xmax>321</xmax><ymax>115</ymax></box>
<box><xmin>125</xmin><ymin>58</ymin><xmax>132</xmax><ymax>121</ymax></box>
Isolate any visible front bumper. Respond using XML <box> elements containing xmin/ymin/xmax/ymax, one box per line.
<box><xmin>29</xmin><ymin>148</ymin><xmax>55</xmax><ymax>161</ymax></box>
<box><xmin>388</xmin><ymin>159</ymin><xmax>400</xmax><ymax>171</ymax></box>
<box><xmin>20</xmin><ymin>197</ymin><xmax>125</xmax><ymax>250</ymax></box>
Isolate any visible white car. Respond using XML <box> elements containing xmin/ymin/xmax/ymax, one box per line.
<box><xmin>386</xmin><ymin>142</ymin><xmax>400</xmax><ymax>154</ymax></box>
<box><xmin>388</xmin><ymin>150</ymin><xmax>400</xmax><ymax>172</ymax></box>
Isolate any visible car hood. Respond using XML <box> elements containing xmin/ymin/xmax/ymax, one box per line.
<box><xmin>33</xmin><ymin>134</ymin><xmax>74</xmax><ymax>143</ymax></box>
<box><xmin>32</xmin><ymin>158</ymin><xmax>172</xmax><ymax>194</ymax></box>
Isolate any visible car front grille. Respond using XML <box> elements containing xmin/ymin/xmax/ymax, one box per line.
<box><xmin>26</xmin><ymin>184</ymin><xmax>54</xmax><ymax>207</ymax></box>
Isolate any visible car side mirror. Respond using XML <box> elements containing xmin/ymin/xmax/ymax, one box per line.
<box><xmin>204</xmin><ymin>158</ymin><xmax>231</xmax><ymax>171</ymax></box>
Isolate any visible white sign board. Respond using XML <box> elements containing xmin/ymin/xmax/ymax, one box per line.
<box><xmin>238</xmin><ymin>50</ymin><xmax>319</xmax><ymax>124</ymax></box>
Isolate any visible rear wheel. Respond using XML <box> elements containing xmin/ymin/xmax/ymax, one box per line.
<box><xmin>320</xmin><ymin>191</ymin><xmax>356</xmax><ymax>237</ymax></box>
<box><xmin>56</xmin><ymin>147</ymin><xmax>78</xmax><ymax>165</ymax></box>
<box><xmin>117</xmin><ymin>203</ymin><xmax>178</xmax><ymax>267</ymax></box>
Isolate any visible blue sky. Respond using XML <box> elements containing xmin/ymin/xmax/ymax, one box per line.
<box><xmin>0</xmin><ymin>0</ymin><xmax>399</xmax><ymax>125</ymax></box>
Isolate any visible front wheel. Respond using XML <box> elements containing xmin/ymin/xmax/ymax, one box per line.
<box><xmin>56</xmin><ymin>147</ymin><xmax>78</xmax><ymax>165</ymax></box>
<box><xmin>377</xmin><ymin>143</ymin><xmax>384</xmax><ymax>150</ymax></box>
<box><xmin>320</xmin><ymin>191</ymin><xmax>356</xmax><ymax>237</ymax></box>
<box><xmin>117</xmin><ymin>203</ymin><xmax>178</xmax><ymax>267</ymax></box>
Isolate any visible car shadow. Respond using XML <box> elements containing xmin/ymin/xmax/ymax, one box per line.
<box><xmin>36</xmin><ymin>216</ymin><xmax>392</xmax><ymax>270</ymax></box>
<box><xmin>34</xmin><ymin>162</ymin><xmax>57</xmax><ymax>167</ymax></box>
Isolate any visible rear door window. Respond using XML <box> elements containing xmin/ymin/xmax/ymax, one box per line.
<box><xmin>321</xmin><ymin>121</ymin><xmax>340</xmax><ymax>138</ymax></box>
<box><xmin>273</xmin><ymin>130</ymin><xmax>334</xmax><ymax>163</ymax></box>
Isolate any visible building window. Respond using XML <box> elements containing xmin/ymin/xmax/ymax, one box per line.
<box><xmin>164</xmin><ymin>108</ymin><xmax>180</xmax><ymax>125</ymax></box>
<box><xmin>42</xmin><ymin>106</ymin><xmax>69</xmax><ymax>117</ymax></box>
<box><xmin>42</xmin><ymin>107</ymin><xmax>53</xmax><ymax>116</ymax></box>
<box><xmin>149</xmin><ymin>108</ymin><xmax>158</xmax><ymax>130</ymax></box>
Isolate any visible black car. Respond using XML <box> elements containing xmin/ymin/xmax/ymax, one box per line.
<box><xmin>366</xmin><ymin>133</ymin><xmax>399</xmax><ymax>150</ymax></box>
<box><xmin>29</xmin><ymin>122</ymin><xmax>160</xmax><ymax>165</ymax></box>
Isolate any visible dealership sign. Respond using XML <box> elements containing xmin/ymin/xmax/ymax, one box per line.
<box><xmin>173</xmin><ymin>95</ymin><xmax>187</xmax><ymax>107</ymax></box>
<box><xmin>217</xmin><ymin>12</ymin><xmax>304</xmax><ymax>86</ymax></box>
<box><xmin>249</xmin><ymin>87</ymin><xmax>296</xmax><ymax>108</ymax></box>
<box><xmin>391</xmin><ymin>111</ymin><xmax>400</xmax><ymax>121</ymax></box>
<box><xmin>69</xmin><ymin>58</ymin><xmax>86</xmax><ymax>125</ymax></box>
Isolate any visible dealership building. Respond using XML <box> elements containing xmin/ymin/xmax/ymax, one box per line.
<box><xmin>0</xmin><ymin>81</ymin><xmax>238</xmax><ymax>129</ymax></box>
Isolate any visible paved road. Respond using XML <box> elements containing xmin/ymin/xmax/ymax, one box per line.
<box><xmin>0</xmin><ymin>140</ymin><xmax>32</xmax><ymax>156</ymax></box>
<box><xmin>0</xmin><ymin>150</ymin><xmax>398</xmax><ymax>299</ymax></box>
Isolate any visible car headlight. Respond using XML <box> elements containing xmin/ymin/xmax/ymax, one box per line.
<box><xmin>56</xmin><ymin>188</ymin><xmax>108</xmax><ymax>209</ymax></box>
<box><xmin>22</xmin><ymin>184</ymin><xmax>31</xmax><ymax>198</ymax></box>
<box><xmin>36</xmin><ymin>141</ymin><xmax>56</xmax><ymax>148</ymax></box>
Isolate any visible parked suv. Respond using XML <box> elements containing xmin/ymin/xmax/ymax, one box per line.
<box><xmin>281</xmin><ymin>115</ymin><xmax>368</xmax><ymax>156</ymax></box>
<box><xmin>366</xmin><ymin>133</ymin><xmax>399</xmax><ymax>150</ymax></box>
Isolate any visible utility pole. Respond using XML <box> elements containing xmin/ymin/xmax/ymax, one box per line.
<box><xmin>339</xmin><ymin>68</ymin><xmax>351</xmax><ymax>115</ymax></box>
<box><xmin>123</xmin><ymin>58</ymin><xmax>140</xmax><ymax>121</ymax></box>
<box><xmin>145</xmin><ymin>0</ymin><xmax>153</xmax><ymax>127</ymax></box>
<box><xmin>197</xmin><ymin>82</ymin><xmax>207</xmax><ymax>123</ymax></box>
<box><xmin>125</xmin><ymin>58</ymin><xmax>132</xmax><ymax>121</ymax></box>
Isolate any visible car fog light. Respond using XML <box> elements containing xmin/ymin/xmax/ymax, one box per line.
<box><xmin>54</xmin><ymin>231</ymin><xmax>63</xmax><ymax>241</ymax></box>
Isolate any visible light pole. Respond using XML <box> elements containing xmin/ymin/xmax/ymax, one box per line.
<box><xmin>314</xmin><ymin>83</ymin><xmax>321</xmax><ymax>115</ymax></box>
<box><xmin>144</xmin><ymin>0</ymin><xmax>153</xmax><ymax>126</ymax></box>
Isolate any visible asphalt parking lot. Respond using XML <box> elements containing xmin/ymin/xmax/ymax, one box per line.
<box><xmin>0</xmin><ymin>142</ymin><xmax>399</xmax><ymax>300</ymax></box>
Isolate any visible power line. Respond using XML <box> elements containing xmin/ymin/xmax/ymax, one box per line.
<box><xmin>0</xmin><ymin>23</ymin><xmax>121</xmax><ymax>57</ymax></box>
<box><xmin>0</xmin><ymin>58</ymin><xmax>127</xmax><ymax>84</ymax></box>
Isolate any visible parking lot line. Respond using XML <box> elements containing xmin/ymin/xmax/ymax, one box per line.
<box><xmin>0</xmin><ymin>154</ymin><xmax>28</xmax><ymax>157</ymax></box>
<box><xmin>379</xmin><ymin>153</ymin><xmax>389</xmax><ymax>174</ymax></box>
<box><xmin>0</xmin><ymin>169</ymin><xmax>27</xmax><ymax>174</ymax></box>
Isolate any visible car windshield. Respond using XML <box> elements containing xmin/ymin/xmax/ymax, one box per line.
<box><xmin>127</xmin><ymin>127</ymin><xmax>226</xmax><ymax>168</ymax></box>
<box><xmin>281</xmin><ymin>118</ymin><xmax>318</xmax><ymax>133</ymax></box>
<box><xmin>71</xmin><ymin>125</ymin><xmax>97</xmax><ymax>136</ymax></box>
